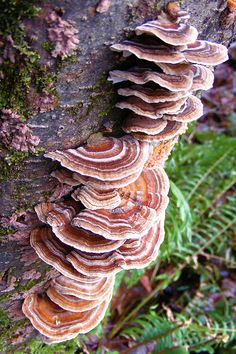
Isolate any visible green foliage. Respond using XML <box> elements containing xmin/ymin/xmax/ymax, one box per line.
<box><xmin>27</xmin><ymin>338</ymin><xmax>81</xmax><ymax>354</ymax></box>
<box><xmin>0</xmin><ymin>0</ymin><xmax>40</xmax><ymax>33</ymax></box>
<box><xmin>115</xmin><ymin>131</ymin><xmax>236</xmax><ymax>353</ymax></box>
<box><xmin>0</xmin><ymin>0</ymin><xmax>58</xmax><ymax>119</ymax></box>
<box><xmin>162</xmin><ymin>133</ymin><xmax>236</xmax><ymax>264</ymax></box>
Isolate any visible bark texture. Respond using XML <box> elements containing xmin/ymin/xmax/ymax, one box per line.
<box><xmin>0</xmin><ymin>0</ymin><xmax>235</xmax><ymax>351</ymax></box>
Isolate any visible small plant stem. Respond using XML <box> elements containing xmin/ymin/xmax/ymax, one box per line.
<box><xmin>107</xmin><ymin>269</ymin><xmax>183</xmax><ymax>339</ymax></box>
<box><xmin>187</xmin><ymin>149</ymin><xmax>231</xmax><ymax>201</ymax></box>
<box><xmin>192</xmin><ymin>216</ymin><xmax>236</xmax><ymax>258</ymax></box>
<box><xmin>120</xmin><ymin>322</ymin><xmax>185</xmax><ymax>354</ymax></box>
<box><xmin>196</xmin><ymin>177</ymin><xmax>236</xmax><ymax>221</ymax></box>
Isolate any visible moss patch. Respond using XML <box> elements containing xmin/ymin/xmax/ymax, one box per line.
<box><xmin>0</xmin><ymin>1</ymin><xmax>58</xmax><ymax>119</ymax></box>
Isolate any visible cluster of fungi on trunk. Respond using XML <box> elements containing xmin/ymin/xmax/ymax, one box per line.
<box><xmin>22</xmin><ymin>2</ymin><xmax>228</xmax><ymax>344</ymax></box>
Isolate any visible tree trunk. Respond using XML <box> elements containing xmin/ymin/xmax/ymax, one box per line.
<box><xmin>0</xmin><ymin>0</ymin><xmax>235</xmax><ymax>351</ymax></box>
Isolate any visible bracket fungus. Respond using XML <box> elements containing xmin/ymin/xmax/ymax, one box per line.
<box><xmin>22</xmin><ymin>2</ymin><xmax>228</xmax><ymax>344</ymax></box>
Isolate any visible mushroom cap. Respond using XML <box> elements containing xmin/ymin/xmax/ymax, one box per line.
<box><xmin>157</xmin><ymin>63</ymin><xmax>214</xmax><ymax>91</ymax></box>
<box><xmin>72</xmin><ymin>198</ymin><xmax>157</xmax><ymax>241</ymax></box>
<box><xmin>122</xmin><ymin>114</ymin><xmax>168</xmax><ymax>134</ymax></box>
<box><xmin>110</xmin><ymin>40</ymin><xmax>185</xmax><ymax>64</ymax></box>
<box><xmin>135</xmin><ymin>20</ymin><xmax>198</xmax><ymax>46</ymax></box>
<box><xmin>50</xmin><ymin>275</ymin><xmax>115</xmax><ymax>301</ymax></box>
<box><xmin>72</xmin><ymin>169</ymin><xmax>143</xmax><ymax>191</ymax></box>
<box><xmin>119</xmin><ymin>166</ymin><xmax>170</xmax><ymax>199</ymax></box>
<box><xmin>67</xmin><ymin>218</ymin><xmax>165</xmax><ymax>276</ymax></box>
<box><xmin>22</xmin><ymin>293</ymin><xmax>111</xmax><ymax>343</ymax></box>
<box><xmin>35</xmin><ymin>202</ymin><xmax>78</xmax><ymax>227</ymax></box>
<box><xmin>36</xmin><ymin>202</ymin><xmax>125</xmax><ymax>253</ymax></box>
<box><xmin>183</xmin><ymin>40</ymin><xmax>229</xmax><ymax>65</ymax></box>
<box><xmin>157</xmin><ymin>62</ymin><xmax>191</xmax><ymax>75</ymax></box>
<box><xmin>116</xmin><ymin>96</ymin><xmax>188</xmax><ymax>119</ymax></box>
<box><xmin>30</xmin><ymin>227</ymin><xmax>100</xmax><ymax>282</ymax></box>
<box><xmin>46</xmin><ymin>285</ymin><xmax>112</xmax><ymax>312</ymax></box>
<box><xmin>45</xmin><ymin>136</ymin><xmax>152</xmax><ymax>181</ymax></box>
<box><xmin>52</xmin><ymin>223</ymin><xmax>125</xmax><ymax>253</ymax></box>
<box><xmin>164</xmin><ymin>95</ymin><xmax>203</xmax><ymax>122</ymax></box>
<box><xmin>118</xmin><ymin>85</ymin><xmax>189</xmax><ymax>103</ymax></box>
<box><xmin>191</xmin><ymin>65</ymin><xmax>215</xmax><ymax>91</ymax></box>
<box><xmin>72</xmin><ymin>166</ymin><xmax>169</xmax><ymax>241</ymax></box>
<box><xmin>132</xmin><ymin>121</ymin><xmax>187</xmax><ymax>143</ymax></box>
<box><xmin>109</xmin><ymin>69</ymin><xmax>193</xmax><ymax>91</ymax></box>
<box><xmin>51</xmin><ymin>169</ymin><xmax>80</xmax><ymax>186</ymax></box>
<box><xmin>72</xmin><ymin>186</ymin><xmax>121</xmax><ymax>210</ymax></box>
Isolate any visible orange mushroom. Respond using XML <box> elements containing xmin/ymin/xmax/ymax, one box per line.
<box><xmin>135</xmin><ymin>20</ymin><xmax>198</xmax><ymax>46</ymax></box>
<box><xmin>22</xmin><ymin>293</ymin><xmax>111</xmax><ymax>343</ymax></box>
<box><xmin>67</xmin><ymin>218</ymin><xmax>165</xmax><ymax>276</ymax></box>
<box><xmin>45</xmin><ymin>136</ymin><xmax>152</xmax><ymax>181</ymax></box>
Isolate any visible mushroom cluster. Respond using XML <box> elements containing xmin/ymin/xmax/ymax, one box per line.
<box><xmin>109</xmin><ymin>2</ymin><xmax>228</xmax><ymax>144</ymax></box>
<box><xmin>22</xmin><ymin>3</ymin><xmax>228</xmax><ymax>344</ymax></box>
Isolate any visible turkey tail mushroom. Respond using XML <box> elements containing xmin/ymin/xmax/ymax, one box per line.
<box><xmin>22</xmin><ymin>2</ymin><xmax>228</xmax><ymax>344</ymax></box>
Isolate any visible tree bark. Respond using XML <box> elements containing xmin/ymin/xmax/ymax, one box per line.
<box><xmin>0</xmin><ymin>0</ymin><xmax>235</xmax><ymax>351</ymax></box>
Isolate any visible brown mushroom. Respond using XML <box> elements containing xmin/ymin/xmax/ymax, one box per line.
<box><xmin>119</xmin><ymin>166</ymin><xmax>170</xmax><ymax>200</ymax></box>
<box><xmin>110</xmin><ymin>40</ymin><xmax>185</xmax><ymax>63</ymax></box>
<box><xmin>116</xmin><ymin>96</ymin><xmax>188</xmax><ymax>119</ymax></box>
<box><xmin>67</xmin><ymin>218</ymin><xmax>165</xmax><ymax>276</ymax></box>
<box><xmin>72</xmin><ymin>169</ymin><xmax>143</xmax><ymax>190</ymax></box>
<box><xmin>165</xmin><ymin>2</ymin><xmax>190</xmax><ymax>22</ymax></box>
<box><xmin>164</xmin><ymin>95</ymin><xmax>203</xmax><ymax>122</ymax></box>
<box><xmin>22</xmin><ymin>292</ymin><xmax>111</xmax><ymax>343</ymax></box>
<box><xmin>182</xmin><ymin>40</ymin><xmax>229</xmax><ymax>65</ymax></box>
<box><xmin>122</xmin><ymin>114</ymin><xmax>168</xmax><ymax>134</ymax></box>
<box><xmin>109</xmin><ymin>68</ymin><xmax>193</xmax><ymax>91</ymax></box>
<box><xmin>45</xmin><ymin>136</ymin><xmax>152</xmax><ymax>181</ymax></box>
<box><xmin>118</xmin><ymin>86</ymin><xmax>189</xmax><ymax>103</ymax></box>
<box><xmin>51</xmin><ymin>169</ymin><xmax>80</xmax><ymax>186</ymax></box>
<box><xmin>30</xmin><ymin>226</ymin><xmax>100</xmax><ymax>282</ymax></box>
<box><xmin>132</xmin><ymin>121</ymin><xmax>187</xmax><ymax>143</ymax></box>
<box><xmin>72</xmin><ymin>186</ymin><xmax>121</xmax><ymax>210</ymax></box>
<box><xmin>135</xmin><ymin>20</ymin><xmax>198</xmax><ymax>46</ymax></box>
<box><xmin>46</xmin><ymin>284</ymin><xmax>112</xmax><ymax>312</ymax></box>
<box><xmin>72</xmin><ymin>165</ymin><xmax>169</xmax><ymax>241</ymax></box>
<box><xmin>157</xmin><ymin>63</ymin><xmax>214</xmax><ymax>90</ymax></box>
<box><xmin>35</xmin><ymin>202</ymin><xmax>125</xmax><ymax>253</ymax></box>
<box><xmin>50</xmin><ymin>274</ymin><xmax>115</xmax><ymax>300</ymax></box>
<box><xmin>72</xmin><ymin>198</ymin><xmax>157</xmax><ymax>241</ymax></box>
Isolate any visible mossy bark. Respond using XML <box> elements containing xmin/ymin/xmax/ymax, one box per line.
<box><xmin>0</xmin><ymin>0</ymin><xmax>235</xmax><ymax>352</ymax></box>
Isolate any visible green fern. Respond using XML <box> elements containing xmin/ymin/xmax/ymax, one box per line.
<box><xmin>115</xmin><ymin>132</ymin><xmax>236</xmax><ymax>353</ymax></box>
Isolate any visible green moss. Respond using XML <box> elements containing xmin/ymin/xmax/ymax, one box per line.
<box><xmin>0</xmin><ymin>318</ymin><xmax>28</xmax><ymax>353</ymax></box>
<box><xmin>63</xmin><ymin>54</ymin><xmax>79</xmax><ymax>64</ymax></box>
<box><xmin>41</xmin><ymin>41</ymin><xmax>54</xmax><ymax>53</ymax></box>
<box><xmin>34</xmin><ymin>67</ymin><xmax>57</xmax><ymax>93</ymax></box>
<box><xmin>0</xmin><ymin>1</ymin><xmax>43</xmax><ymax>117</ymax></box>
<box><xmin>0</xmin><ymin>150</ymin><xmax>29</xmax><ymax>181</ymax></box>
<box><xmin>0</xmin><ymin>308</ymin><xmax>11</xmax><ymax>327</ymax></box>
<box><xmin>15</xmin><ymin>279</ymin><xmax>39</xmax><ymax>292</ymax></box>
<box><xmin>0</xmin><ymin>1</ymin><xmax>40</xmax><ymax>33</ymax></box>
<box><xmin>91</xmin><ymin>73</ymin><xmax>108</xmax><ymax>90</ymax></box>
<box><xmin>0</xmin><ymin>147</ymin><xmax>45</xmax><ymax>181</ymax></box>
<box><xmin>27</xmin><ymin>338</ymin><xmax>82</xmax><ymax>354</ymax></box>
<box><xmin>4</xmin><ymin>150</ymin><xmax>29</xmax><ymax>166</ymax></box>
<box><xmin>0</xmin><ymin>1</ymin><xmax>59</xmax><ymax>119</ymax></box>
<box><xmin>0</xmin><ymin>227</ymin><xmax>15</xmax><ymax>237</ymax></box>
<box><xmin>34</xmin><ymin>147</ymin><xmax>45</xmax><ymax>155</ymax></box>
